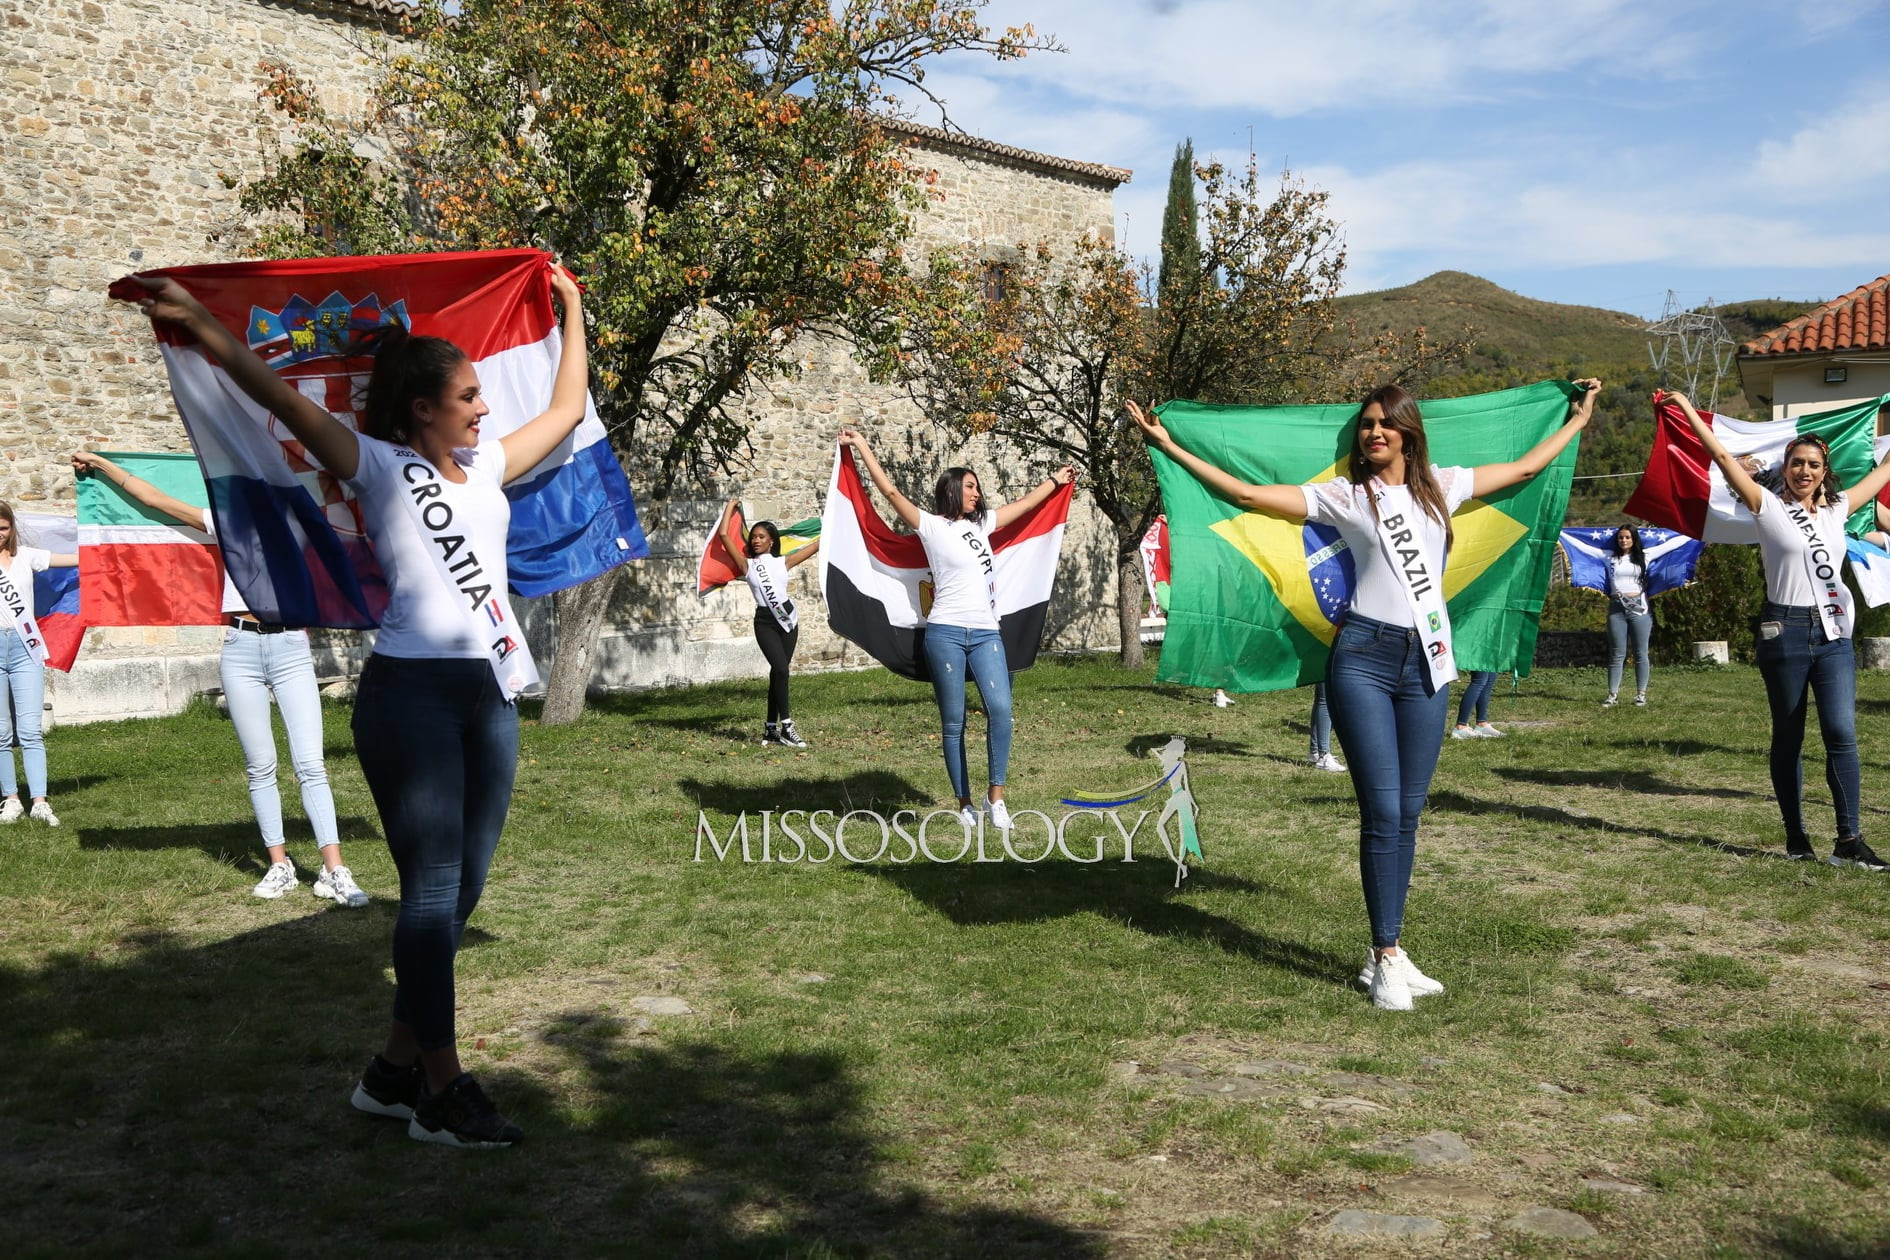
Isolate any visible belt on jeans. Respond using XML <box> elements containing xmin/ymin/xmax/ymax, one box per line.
<box><xmin>228</xmin><ymin>616</ymin><xmax>287</xmax><ymax>635</ymax></box>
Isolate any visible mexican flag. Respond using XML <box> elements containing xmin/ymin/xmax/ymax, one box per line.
<box><xmin>1150</xmin><ymin>380</ymin><xmax>1583</xmax><ymax>693</ymax></box>
<box><xmin>1624</xmin><ymin>392</ymin><xmax>1887</xmax><ymax>542</ymax></box>
<box><xmin>75</xmin><ymin>451</ymin><xmax>224</xmax><ymax>626</ymax></box>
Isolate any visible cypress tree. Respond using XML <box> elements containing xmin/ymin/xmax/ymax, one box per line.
<box><xmin>1158</xmin><ymin>139</ymin><xmax>1199</xmax><ymax>298</ymax></box>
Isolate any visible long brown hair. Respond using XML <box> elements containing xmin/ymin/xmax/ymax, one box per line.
<box><xmin>0</xmin><ymin>500</ymin><xmax>17</xmax><ymax>558</ymax></box>
<box><xmin>1779</xmin><ymin>435</ymin><xmax>1841</xmax><ymax>509</ymax></box>
<box><xmin>1349</xmin><ymin>384</ymin><xmax>1453</xmax><ymax>550</ymax></box>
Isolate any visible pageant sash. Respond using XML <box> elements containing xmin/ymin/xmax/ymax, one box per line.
<box><xmin>393</xmin><ymin>447</ymin><xmax>540</xmax><ymax>699</ymax></box>
<box><xmin>748</xmin><ymin>554</ymin><xmax>798</xmax><ymax>633</ymax></box>
<box><xmin>1782</xmin><ymin>498</ymin><xmax>1851</xmax><ymax>640</ymax></box>
<box><xmin>0</xmin><ymin>562</ymin><xmax>50</xmax><ymax>665</ymax></box>
<box><xmin>952</xmin><ymin>519</ymin><xmax>998</xmax><ymax>613</ymax></box>
<box><xmin>1371</xmin><ymin>482</ymin><xmax>1456</xmax><ymax>691</ymax></box>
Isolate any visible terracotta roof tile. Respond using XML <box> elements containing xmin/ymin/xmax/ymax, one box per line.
<box><xmin>1740</xmin><ymin>273</ymin><xmax>1890</xmax><ymax>358</ymax></box>
<box><xmin>881</xmin><ymin>118</ymin><xmax>1132</xmax><ymax>187</ymax></box>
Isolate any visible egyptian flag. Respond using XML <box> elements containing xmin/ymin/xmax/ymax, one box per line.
<box><xmin>109</xmin><ymin>249</ymin><xmax>648</xmax><ymax>628</ymax></box>
<box><xmin>18</xmin><ymin>514</ymin><xmax>83</xmax><ymax>672</ymax></box>
<box><xmin>697</xmin><ymin>505</ymin><xmax>819</xmax><ymax>596</ymax></box>
<box><xmin>1625</xmin><ymin>392</ymin><xmax>1886</xmax><ymax>543</ymax></box>
<box><xmin>819</xmin><ymin>445</ymin><xmax>1072</xmax><ymax>680</ymax></box>
<box><xmin>1558</xmin><ymin>527</ymin><xmax>1702</xmax><ymax>597</ymax></box>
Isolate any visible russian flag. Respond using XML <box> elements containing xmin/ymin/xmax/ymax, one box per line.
<box><xmin>18</xmin><ymin>514</ymin><xmax>83</xmax><ymax>672</ymax></box>
<box><xmin>1558</xmin><ymin>527</ymin><xmax>1703</xmax><ymax>598</ymax></box>
<box><xmin>819</xmin><ymin>445</ymin><xmax>1071</xmax><ymax>680</ymax></box>
<box><xmin>1625</xmin><ymin>392</ymin><xmax>1886</xmax><ymax>543</ymax></box>
<box><xmin>109</xmin><ymin>249</ymin><xmax>647</xmax><ymax>627</ymax></box>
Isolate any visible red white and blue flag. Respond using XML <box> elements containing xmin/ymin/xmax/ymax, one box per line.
<box><xmin>110</xmin><ymin>249</ymin><xmax>647</xmax><ymax>627</ymax></box>
<box><xmin>19</xmin><ymin>514</ymin><xmax>83</xmax><ymax>672</ymax></box>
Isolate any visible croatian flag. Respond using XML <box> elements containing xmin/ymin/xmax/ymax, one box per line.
<box><xmin>18</xmin><ymin>514</ymin><xmax>83</xmax><ymax>672</ymax></box>
<box><xmin>819</xmin><ymin>445</ymin><xmax>1071</xmax><ymax>680</ymax></box>
<box><xmin>1558</xmin><ymin>527</ymin><xmax>1703</xmax><ymax>597</ymax></box>
<box><xmin>109</xmin><ymin>249</ymin><xmax>647</xmax><ymax>627</ymax></box>
<box><xmin>1625</xmin><ymin>392</ymin><xmax>1886</xmax><ymax>543</ymax></box>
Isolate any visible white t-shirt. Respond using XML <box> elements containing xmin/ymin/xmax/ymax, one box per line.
<box><xmin>1608</xmin><ymin>555</ymin><xmax>1645</xmax><ymax>600</ymax></box>
<box><xmin>0</xmin><ymin>547</ymin><xmax>50</xmax><ymax>622</ymax></box>
<box><xmin>745</xmin><ymin>553</ymin><xmax>797</xmax><ymax>631</ymax></box>
<box><xmin>343</xmin><ymin>434</ymin><xmax>513</xmax><ymax>660</ymax></box>
<box><xmin>199</xmin><ymin>516</ymin><xmax>248</xmax><ymax>615</ymax></box>
<box><xmin>1754</xmin><ymin>491</ymin><xmax>1854</xmax><ymax>628</ymax></box>
<box><xmin>1300</xmin><ymin>466</ymin><xmax>1474</xmax><ymax>626</ymax></box>
<box><xmin>917</xmin><ymin>510</ymin><xmax>999</xmax><ymax>630</ymax></box>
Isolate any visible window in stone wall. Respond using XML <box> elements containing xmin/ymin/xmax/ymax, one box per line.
<box><xmin>980</xmin><ymin>261</ymin><xmax>1013</xmax><ymax>306</ymax></box>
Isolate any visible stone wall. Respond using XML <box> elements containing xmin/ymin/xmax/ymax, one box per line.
<box><xmin>0</xmin><ymin>0</ymin><xmax>1129</xmax><ymax>721</ymax></box>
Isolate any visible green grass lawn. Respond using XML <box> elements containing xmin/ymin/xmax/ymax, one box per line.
<box><xmin>4</xmin><ymin>656</ymin><xmax>1890</xmax><ymax>1258</ymax></box>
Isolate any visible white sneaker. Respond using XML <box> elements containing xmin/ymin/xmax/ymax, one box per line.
<box><xmin>987</xmin><ymin>798</ymin><xmax>1012</xmax><ymax>831</ymax></box>
<box><xmin>29</xmin><ymin>800</ymin><xmax>58</xmax><ymax>827</ymax></box>
<box><xmin>1601</xmin><ymin>694</ymin><xmax>1618</xmax><ymax>707</ymax></box>
<box><xmin>1368</xmin><ymin>952</ymin><xmax>1415</xmax><ymax>1011</ymax></box>
<box><xmin>1309</xmin><ymin>752</ymin><xmax>1347</xmax><ymax>773</ymax></box>
<box><xmin>0</xmin><ymin>797</ymin><xmax>21</xmax><ymax>824</ymax></box>
<box><xmin>1451</xmin><ymin>725</ymin><xmax>1478</xmax><ymax>740</ymax></box>
<box><xmin>1359</xmin><ymin>950</ymin><xmax>1445</xmax><ymax>997</ymax></box>
<box><xmin>1474</xmin><ymin>723</ymin><xmax>1504</xmax><ymax>738</ymax></box>
<box><xmin>1633</xmin><ymin>693</ymin><xmax>1647</xmax><ymax>707</ymax></box>
<box><xmin>957</xmin><ymin>805</ymin><xmax>980</xmax><ymax>832</ymax></box>
<box><xmin>1213</xmin><ymin>689</ymin><xmax>1232</xmax><ymax>708</ymax></box>
<box><xmin>252</xmin><ymin>860</ymin><xmax>298</xmax><ymax>900</ymax></box>
<box><xmin>313</xmin><ymin>864</ymin><xmax>370</xmax><ymax>908</ymax></box>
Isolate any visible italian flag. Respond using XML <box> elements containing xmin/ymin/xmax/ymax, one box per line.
<box><xmin>75</xmin><ymin>451</ymin><xmax>224</xmax><ymax>626</ymax></box>
<box><xmin>1624</xmin><ymin>392</ymin><xmax>1886</xmax><ymax>542</ymax></box>
<box><xmin>819</xmin><ymin>445</ymin><xmax>1072</xmax><ymax>680</ymax></box>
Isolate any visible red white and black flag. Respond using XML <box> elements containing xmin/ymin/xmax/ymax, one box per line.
<box><xmin>819</xmin><ymin>445</ymin><xmax>1072</xmax><ymax>680</ymax></box>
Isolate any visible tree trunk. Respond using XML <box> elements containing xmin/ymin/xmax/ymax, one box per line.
<box><xmin>1117</xmin><ymin>550</ymin><xmax>1145</xmax><ymax>669</ymax></box>
<box><xmin>539</xmin><ymin>566</ymin><xmax>626</xmax><ymax>726</ymax></box>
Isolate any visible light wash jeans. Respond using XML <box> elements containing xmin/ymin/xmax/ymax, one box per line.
<box><xmin>0</xmin><ymin>632</ymin><xmax>48</xmax><ymax>799</ymax></box>
<box><xmin>220</xmin><ymin>626</ymin><xmax>340</xmax><ymax>852</ymax></box>
<box><xmin>1326</xmin><ymin>613</ymin><xmax>1451</xmax><ymax>949</ymax></box>
<box><xmin>1309</xmin><ymin>682</ymin><xmax>1333</xmax><ymax>755</ymax></box>
<box><xmin>921</xmin><ymin>624</ymin><xmax>1013</xmax><ymax>801</ymax></box>
<box><xmin>1606</xmin><ymin>602</ymin><xmax>1653</xmax><ymax>697</ymax></box>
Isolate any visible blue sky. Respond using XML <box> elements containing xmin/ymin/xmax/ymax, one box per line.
<box><xmin>906</xmin><ymin>0</ymin><xmax>1890</xmax><ymax>319</ymax></box>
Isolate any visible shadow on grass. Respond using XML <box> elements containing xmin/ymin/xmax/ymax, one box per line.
<box><xmin>1760</xmin><ymin>1216</ymin><xmax>1890</xmax><ymax>1260</ymax></box>
<box><xmin>75</xmin><ymin>816</ymin><xmax>382</xmax><ymax>865</ymax></box>
<box><xmin>1604</xmin><ymin>737</ymin><xmax>1754</xmax><ymax>758</ymax></box>
<box><xmin>862</xmin><ymin>862</ymin><xmax>1351</xmax><ymax>985</ymax></box>
<box><xmin>678</xmin><ymin>772</ymin><xmax>936</xmax><ymax>816</ymax></box>
<box><xmin>1489</xmin><ymin>765</ymin><xmax>1765</xmax><ymax>801</ymax></box>
<box><xmin>0</xmin><ymin>919</ymin><xmax>1104</xmax><ymax>1258</ymax></box>
<box><xmin>1123</xmin><ymin>733</ymin><xmax>1254</xmax><ymax>758</ymax></box>
<box><xmin>1429</xmin><ymin>789</ymin><xmax>1772</xmax><ymax>858</ymax></box>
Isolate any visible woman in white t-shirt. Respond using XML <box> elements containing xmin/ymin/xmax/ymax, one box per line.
<box><xmin>126</xmin><ymin>263</ymin><xmax>590</xmax><ymax>1148</ymax></box>
<box><xmin>0</xmin><ymin>502</ymin><xmax>76</xmax><ymax>826</ymax></box>
<box><xmin>69</xmin><ymin>451</ymin><xmax>359</xmax><ymax>905</ymax></box>
<box><xmin>839</xmin><ymin>429</ymin><xmax>1075</xmax><ymax>831</ymax></box>
<box><xmin>715</xmin><ymin>497</ymin><xmax>820</xmax><ymax>748</ymax></box>
<box><xmin>1601</xmin><ymin>525</ymin><xmax>1653</xmax><ymax>708</ymax></box>
<box><xmin>1130</xmin><ymin>381</ymin><xmax>1597</xmax><ymax>1010</ymax></box>
<box><xmin>1671</xmin><ymin>390</ymin><xmax>1890</xmax><ymax>869</ymax></box>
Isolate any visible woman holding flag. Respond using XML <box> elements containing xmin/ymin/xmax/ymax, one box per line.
<box><xmin>715</xmin><ymin>497</ymin><xmax>820</xmax><ymax>748</ymax></box>
<box><xmin>837</xmin><ymin>428</ymin><xmax>1075</xmax><ymax>831</ymax></box>
<box><xmin>1668</xmin><ymin>391</ymin><xmax>1890</xmax><ymax>869</ymax></box>
<box><xmin>0</xmin><ymin>502</ymin><xmax>76</xmax><ymax>827</ymax></box>
<box><xmin>1601</xmin><ymin>525</ymin><xmax>1654</xmax><ymax>708</ymax></box>
<box><xmin>1129</xmin><ymin>380</ymin><xmax>1599</xmax><ymax>1010</ymax></box>
<box><xmin>125</xmin><ymin>260</ymin><xmax>591</xmax><ymax>1148</ymax></box>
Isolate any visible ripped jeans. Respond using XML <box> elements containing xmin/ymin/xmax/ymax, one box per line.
<box><xmin>920</xmin><ymin>624</ymin><xmax>1013</xmax><ymax>801</ymax></box>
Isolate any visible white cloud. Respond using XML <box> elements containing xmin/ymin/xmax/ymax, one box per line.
<box><xmin>1751</xmin><ymin>83</ymin><xmax>1890</xmax><ymax>198</ymax></box>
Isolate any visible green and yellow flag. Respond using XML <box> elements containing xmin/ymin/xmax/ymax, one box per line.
<box><xmin>1150</xmin><ymin>380</ymin><xmax>1583</xmax><ymax>692</ymax></box>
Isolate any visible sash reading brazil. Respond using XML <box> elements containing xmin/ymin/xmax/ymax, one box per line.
<box><xmin>1147</xmin><ymin>380</ymin><xmax>1583</xmax><ymax>693</ymax></box>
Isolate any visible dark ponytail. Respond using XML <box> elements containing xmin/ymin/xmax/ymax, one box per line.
<box><xmin>361</xmin><ymin>326</ymin><xmax>467</xmax><ymax>444</ymax></box>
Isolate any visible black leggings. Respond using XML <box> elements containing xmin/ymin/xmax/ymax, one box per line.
<box><xmin>754</xmin><ymin>609</ymin><xmax>798</xmax><ymax>723</ymax></box>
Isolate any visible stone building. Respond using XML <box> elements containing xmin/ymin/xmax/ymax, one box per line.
<box><xmin>1</xmin><ymin>0</ymin><xmax>1131</xmax><ymax>722</ymax></box>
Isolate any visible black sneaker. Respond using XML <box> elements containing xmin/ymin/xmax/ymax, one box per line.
<box><xmin>351</xmin><ymin>1055</ymin><xmax>423</xmax><ymax>1119</ymax></box>
<box><xmin>408</xmin><ymin>1074</ymin><xmax>524</xmax><ymax>1148</ymax></box>
<box><xmin>776</xmin><ymin>719</ymin><xmax>809</xmax><ymax>749</ymax></box>
<box><xmin>1830</xmin><ymin>837</ymin><xmax>1889</xmax><ymax>871</ymax></box>
<box><xmin>761</xmin><ymin>723</ymin><xmax>779</xmax><ymax>746</ymax></box>
<box><xmin>1785</xmin><ymin>836</ymin><xmax>1816</xmax><ymax>861</ymax></box>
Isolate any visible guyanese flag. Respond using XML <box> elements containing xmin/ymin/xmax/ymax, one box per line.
<box><xmin>1150</xmin><ymin>380</ymin><xmax>1583</xmax><ymax>692</ymax></box>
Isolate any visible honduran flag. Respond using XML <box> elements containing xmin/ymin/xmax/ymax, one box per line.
<box><xmin>819</xmin><ymin>445</ymin><xmax>1072</xmax><ymax>680</ymax></box>
<box><xmin>1624</xmin><ymin>392</ymin><xmax>1888</xmax><ymax>544</ymax></box>
<box><xmin>1559</xmin><ymin>527</ymin><xmax>1703</xmax><ymax>598</ymax></box>
<box><xmin>109</xmin><ymin>249</ymin><xmax>647</xmax><ymax>628</ymax></box>
<box><xmin>18</xmin><ymin>514</ymin><xmax>84</xmax><ymax>672</ymax></box>
<box><xmin>75</xmin><ymin>452</ymin><xmax>224</xmax><ymax>627</ymax></box>
<box><xmin>697</xmin><ymin>505</ymin><xmax>820</xmax><ymax>597</ymax></box>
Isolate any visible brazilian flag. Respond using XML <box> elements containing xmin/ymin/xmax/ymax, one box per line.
<box><xmin>1150</xmin><ymin>380</ymin><xmax>1583</xmax><ymax>692</ymax></box>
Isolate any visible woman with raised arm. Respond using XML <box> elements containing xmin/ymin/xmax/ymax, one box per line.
<box><xmin>1669</xmin><ymin>390</ymin><xmax>1890</xmax><ymax>869</ymax></box>
<box><xmin>1601</xmin><ymin>524</ymin><xmax>1654</xmax><ymax>708</ymax></box>
<box><xmin>837</xmin><ymin>429</ymin><xmax>1075</xmax><ymax>831</ymax></box>
<box><xmin>124</xmin><ymin>261</ymin><xmax>591</xmax><ymax>1147</ymax></box>
<box><xmin>71</xmin><ymin>451</ymin><xmax>361</xmax><ymax>905</ymax></box>
<box><xmin>0</xmin><ymin>502</ymin><xmax>76</xmax><ymax>826</ymax></box>
<box><xmin>1130</xmin><ymin>380</ymin><xmax>1598</xmax><ymax>1009</ymax></box>
<box><xmin>715</xmin><ymin>496</ymin><xmax>821</xmax><ymax>748</ymax></box>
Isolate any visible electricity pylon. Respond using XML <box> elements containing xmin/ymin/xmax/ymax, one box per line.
<box><xmin>1645</xmin><ymin>290</ymin><xmax>1737</xmax><ymax>410</ymax></box>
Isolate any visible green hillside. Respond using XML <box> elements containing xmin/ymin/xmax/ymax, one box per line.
<box><xmin>1335</xmin><ymin>269</ymin><xmax>1653</xmax><ymax>372</ymax></box>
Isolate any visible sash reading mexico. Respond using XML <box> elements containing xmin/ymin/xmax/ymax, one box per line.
<box><xmin>1147</xmin><ymin>381</ymin><xmax>1583</xmax><ymax>692</ymax></box>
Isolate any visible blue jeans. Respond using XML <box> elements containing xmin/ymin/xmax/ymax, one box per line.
<box><xmin>921</xmin><ymin>624</ymin><xmax>1013</xmax><ymax>801</ymax></box>
<box><xmin>1755</xmin><ymin>603</ymin><xmax>1861</xmax><ymax>843</ymax></box>
<box><xmin>1606</xmin><ymin>603</ymin><xmax>1652</xmax><ymax>696</ymax></box>
<box><xmin>0</xmin><ymin>632</ymin><xmax>48</xmax><ymax>799</ymax></box>
<box><xmin>352</xmin><ymin>655</ymin><xmax>519</xmax><ymax>1052</ymax></box>
<box><xmin>1309</xmin><ymin>682</ymin><xmax>1333</xmax><ymax>755</ymax></box>
<box><xmin>1455</xmin><ymin>671</ymin><xmax>1497</xmax><ymax>726</ymax></box>
<box><xmin>1326</xmin><ymin>614</ymin><xmax>1451</xmax><ymax>949</ymax></box>
<box><xmin>220</xmin><ymin>627</ymin><xmax>339</xmax><ymax>852</ymax></box>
